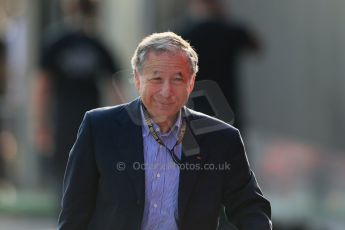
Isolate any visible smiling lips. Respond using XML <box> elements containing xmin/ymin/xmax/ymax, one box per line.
<box><xmin>154</xmin><ymin>99</ymin><xmax>175</xmax><ymax>106</ymax></box>
<box><xmin>157</xmin><ymin>102</ymin><xmax>175</xmax><ymax>107</ymax></box>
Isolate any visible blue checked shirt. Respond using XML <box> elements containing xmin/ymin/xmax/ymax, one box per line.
<box><xmin>140</xmin><ymin>106</ymin><xmax>182</xmax><ymax>230</ymax></box>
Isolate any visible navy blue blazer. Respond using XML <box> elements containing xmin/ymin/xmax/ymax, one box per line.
<box><xmin>58</xmin><ymin>98</ymin><xmax>272</xmax><ymax>230</ymax></box>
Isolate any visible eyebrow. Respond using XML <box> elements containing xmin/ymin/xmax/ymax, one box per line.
<box><xmin>175</xmin><ymin>72</ymin><xmax>183</xmax><ymax>77</ymax></box>
<box><xmin>153</xmin><ymin>70</ymin><xmax>162</xmax><ymax>75</ymax></box>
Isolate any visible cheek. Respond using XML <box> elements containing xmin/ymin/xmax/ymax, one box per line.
<box><xmin>140</xmin><ymin>85</ymin><xmax>156</xmax><ymax>99</ymax></box>
<box><xmin>134</xmin><ymin>74</ymin><xmax>141</xmax><ymax>90</ymax></box>
<box><xmin>187</xmin><ymin>80</ymin><xmax>195</xmax><ymax>93</ymax></box>
<box><xmin>150</xmin><ymin>85</ymin><xmax>163</xmax><ymax>94</ymax></box>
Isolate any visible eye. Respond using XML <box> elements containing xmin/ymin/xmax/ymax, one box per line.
<box><xmin>149</xmin><ymin>76</ymin><xmax>162</xmax><ymax>83</ymax></box>
<box><xmin>172</xmin><ymin>75</ymin><xmax>184</xmax><ymax>83</ymax></box>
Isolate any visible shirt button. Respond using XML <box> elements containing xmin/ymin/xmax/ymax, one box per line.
<box><xmin>157</xmin><ymin>173</ymin><xmax>160</xmax><ymax>178</ymax></box>
<box><xmin>153</xmin><ymin>203</ymin><xmax>157</xmax><ymax>208</ymax></box>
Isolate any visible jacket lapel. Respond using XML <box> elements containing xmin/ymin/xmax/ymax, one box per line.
<box><xmin>115</xmin><ymin>98</ymin><xmax>145</xmax><ymax>205</ymax></box>
<box><xmin>178</xmin><ymin>108</ymin><xmax>206</xmax><ymax>220</ymax></box>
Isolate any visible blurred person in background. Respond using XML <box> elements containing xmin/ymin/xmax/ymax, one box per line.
<box><xmin>179</xmin><ymin>0</ymin><xmax>261</xmax><ymax>129</ymax></box>
<box><xmin>33</xmin><ymin>0</ymin><xmax>120</xmax><ymax>193</ymax></box>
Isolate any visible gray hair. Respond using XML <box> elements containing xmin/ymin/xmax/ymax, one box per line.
<box><xmin>131</xmin><ymin>32</ymin><xmax>199</xmax><ymax>76</ymax></box>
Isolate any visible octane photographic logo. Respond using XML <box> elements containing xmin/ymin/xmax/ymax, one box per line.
<box><xmin>112</xmin><ymin>71</ymin><xmax>235</xmax><ymax>158</ymax></box>
<box><xmin>183</xmin><ymin>80</ymin><xmax>234</xmax><ymax>157</ymax></box>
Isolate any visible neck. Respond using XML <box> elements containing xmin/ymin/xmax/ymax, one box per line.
<box><xmin>152</xmin><ymin>115</ymin><xmax>178</xmax><ymax>133</ymax></box>
<box><xmin>141</xmin><ymin>102</ymin><xmax>180</xmax><ymax>133</ymax></box>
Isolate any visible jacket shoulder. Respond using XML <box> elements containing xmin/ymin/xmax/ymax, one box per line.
<box><xmin>84</xmin><ymin>99</ymin><xmax>141</xmax><ymax>127</ymax></box>
<box><xmin>86</xmin><ymin>103</ymin><xmax>127</xmax><ymax>120</ymax></box>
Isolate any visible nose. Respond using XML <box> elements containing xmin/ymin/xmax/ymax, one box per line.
<box><xmin>160</xmin><ymin>80</ymin><xmax>173</xmax><ymax>98</ymax></box>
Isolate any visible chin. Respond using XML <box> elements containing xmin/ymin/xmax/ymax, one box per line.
<box><xmin>154</xmin><ymin>108</ymin><xmax>177</xmax><ymax>118</ymax></box>
<box><xmin>156</xmin><ymin>104</ymin><xmax>177</xmax><ymax>112</ymax></box>
<box><xmin>156</xmin><ymin>110</ymin><xmax>175</xmax><ymax>117</ymax></box>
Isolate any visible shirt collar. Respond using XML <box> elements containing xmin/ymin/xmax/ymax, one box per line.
<box><xmin>140</xmin><ymin>105</ymin><xmax>182</xmax><ymax>138</ymax></box>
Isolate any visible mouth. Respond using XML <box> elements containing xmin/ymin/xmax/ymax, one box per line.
<box><xmin>156</xmin><ymin>101</ymin><xmax>175</xmax><ymax>107</ymax></box>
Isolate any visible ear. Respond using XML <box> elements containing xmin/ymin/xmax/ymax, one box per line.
<box><xmin>188</xmin><ymin>75</ymin><xmax>196</xmax><ymax>93</ymax></box>
<box><xmin>134</xmin><ymin>69</ymin><xmax>141</xmax><ymax>91</ymax></box>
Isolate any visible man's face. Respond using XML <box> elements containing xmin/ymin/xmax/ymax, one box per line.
<box><xmin>134</xmin><ymin>51</ymin><xmax>195</xmax><ymax>122</ymax></box>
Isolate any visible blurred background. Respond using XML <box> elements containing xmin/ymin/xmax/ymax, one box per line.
<box><xmin>0</xmin><ymin>0</ymin><xmax>344</xmax><ymax>229</ymax></box>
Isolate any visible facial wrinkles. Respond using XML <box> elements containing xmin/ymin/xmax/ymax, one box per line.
<box><xmin>140</xmin><ymin>52</ymin><xmax>193</xmax><ymax>102</ymax></box>
<box><xmin>143</xmin><ymin>51</ymin><xmax>191</xmax><ymax>74</ymax></box>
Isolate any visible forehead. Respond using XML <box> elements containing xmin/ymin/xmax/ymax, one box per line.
<box><xmin>142</xmin><ymin>51</ymin><xmax>191</xmax><ymax>73</ymax></box>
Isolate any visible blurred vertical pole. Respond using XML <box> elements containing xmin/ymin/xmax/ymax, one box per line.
<box><xmin>144</xmin><ymin>0</ymin><xmax>157</xmax><ymax>33</ymax></box>
<box><xmin>150</xmin><ymin>0</ymin><xmax>186</xmax><ymax>31</ymax></box>
<box><xmin>330</xmin><ymin>0</ymin><xmax>345</xmax><ymax>149</ymax></box>
<box><xmin>19</xmin><ymin>0</ymin><xmax>40</xmax><ymax>188</ymax></box>
<box><xmin>99</xmin><ymin>0</ymin><xmax>156</xmax><ymax>100</ymax></box>
<box><xmin>100</xmin><ymin>0</ymin><xmax>147</xmax><ymax>67</ymax></box>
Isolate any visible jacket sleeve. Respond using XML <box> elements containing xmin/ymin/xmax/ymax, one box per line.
<box><xmin>58</xmin><ymin>112</ymin><xmax>99</xmax><ymax>230</ymax></box>
<box><xmin>222</xmin><ymin>130</ymin><xmax>272</xmax><ymax>230</ymax></box>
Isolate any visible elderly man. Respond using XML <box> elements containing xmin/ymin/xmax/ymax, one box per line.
<box><xmin>58</xmin><ymin>32</ymin><xmax>272</xmax><ymax>230</ymax></box>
